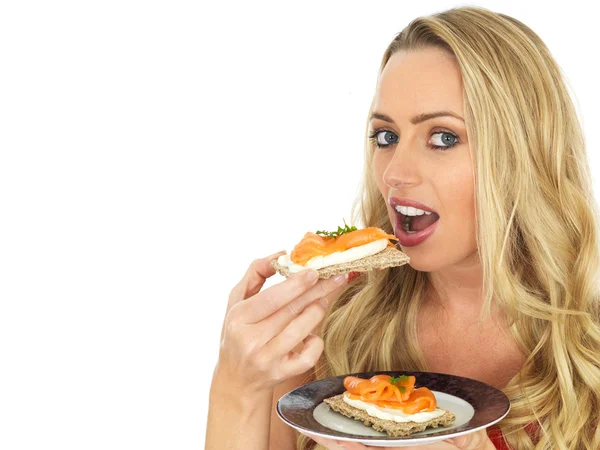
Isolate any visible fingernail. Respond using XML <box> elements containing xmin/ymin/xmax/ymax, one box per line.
<box><xmin>307</xmin><ymin>270</ymin><xmax>318</xmax><ymax>281</ymax></box>
<box><xmin>269</xmin><ymin>250</ymin><xmax>286</xmax><ymax>259</ymax></box>
<box><xmin>333</xmin><ymin>274</ymin><xmax>346</xmax><ymax>285</ymax></box>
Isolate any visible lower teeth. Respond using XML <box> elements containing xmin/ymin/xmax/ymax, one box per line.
<box><xmin>402</xmin><ymin>214</ymin><xmax>438</xmax><ymax>235</ymax></box>
<box><xmin>403</xmin><ymin>216</ymin><xmax>415</xmax><ymax>233</ymax></box>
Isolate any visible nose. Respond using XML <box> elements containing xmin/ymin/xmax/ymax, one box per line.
<box><xmin>382</xmin><ymin>141</ymin><xmax>422</xmax><ymax>189</ymax></box>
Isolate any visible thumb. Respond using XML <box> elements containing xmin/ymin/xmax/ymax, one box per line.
<box><xmin>227</xmin><ymin>249</ymin><xmax>287</xmax><ymax>307</ymax></box>
<box><xmin>448</xmin><ymin>429</ymin><xmax>489</xmax><ymax>449</ymax></box>
<box><xmin>220</xmin><ymin>250</ymin><xmax>286</xmax><ymax>342</ymax></box>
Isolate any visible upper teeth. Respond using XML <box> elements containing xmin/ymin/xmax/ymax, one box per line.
<box><xmin>395</xmin><ymin>205</ymin><xmax>433</xmax><ymax>216</ymax></box>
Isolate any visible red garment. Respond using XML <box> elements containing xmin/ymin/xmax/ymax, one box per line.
<box><xmin>487</xmin><ymin>422</ymin><xmax>540</xmax><ymax>449</ymax></box>
<box><xmin>487</xmin><ymin>426</ymin><xmax>510</xmax><ymax>449</ymax></box>
<box><xmin>346</xmin><ymin>271</ymin><xmax>540</xmax><ymax>449</ymax></box>
<box><xmin>347</xmin><ymin>270</ymin><xmax>363</xmax><ymax>284</ymax></box>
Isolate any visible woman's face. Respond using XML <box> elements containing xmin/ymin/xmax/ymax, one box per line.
<box><xmin>371</xmin><ymin>48</ymin><xmax>477</xmax><ymax>272</ymax></box>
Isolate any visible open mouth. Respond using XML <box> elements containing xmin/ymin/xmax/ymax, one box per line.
<box><xmin>396</xmin><ymin>210</ymin><xmax>440</xmax><ymax>234</ymax></box>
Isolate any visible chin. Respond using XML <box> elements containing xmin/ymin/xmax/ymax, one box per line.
<box><xmin>402</xmin><ymin>244</ymin><xmax>479</xmax><ymax>273</ymax></box>
<box><xmin>398</xmin><ymin>238</ymin><xmax>446</xmax><ymax>272</ymax></box>
<box><xmin>403</xmin><ymin>254</ymin><xmax>444</xmax><ymax>273</ymax></box>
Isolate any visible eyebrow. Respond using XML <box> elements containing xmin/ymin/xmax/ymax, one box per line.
<box><xmin>369</xmin><ymin>110</ymin><xmax>465</xmax><ymax>125</ymax></box>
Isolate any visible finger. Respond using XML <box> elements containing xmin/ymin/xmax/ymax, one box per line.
<box><xmin>229</xmin><ymin>250</ymin><xmax>287</xmax><ymax>306</ymax></box>
<box><xmin>304</xmin><ymin>433</ymin><xmax>348</xmax><ymax>450</ymax></box>
<box><xmin>279</xmin><ymin>333</ymin><xmax>324</xmax><ymax>379</ymax></box>
<box><xmin>255</xmin><ymin>273</ymin><xmax>346</xmax><ymax>343</ymax></box>
<box><xmin>391</xmin><ymin>442</ymin><xmax>455</xmax><ymax>450</ymax></box>
<box><xmin>450</xmin><ymin>434</ymin><xmax>469</xmax><ymax>447</ymax></box>
<box><xmin>335</xmin><ymin>442</ymin><xmax>368</xmax><ymax>450</ymax></box>
<box><xmin>221</xmin><ymin>250</ymin><xmax>286</xmax><ymax>341</ymax></box>
<box><xmin>263</xmin><ymin>300</ymin><xmax>326</xmax><ymax>361</ymax></box>
<box><xmin>447</xmin><ymin>429</ymin><xmax>490</xmax><ymax>449</ymax></box>
<box><xmin>237</xmin><ymin>267</ymin><xmax>320</xmax><ymax>323</ymax></box>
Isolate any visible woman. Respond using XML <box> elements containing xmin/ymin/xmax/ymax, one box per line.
<box><xmin>206</xmin><ymin>6</ymin><xmax>600</xmax><ymax>450</ymax></box>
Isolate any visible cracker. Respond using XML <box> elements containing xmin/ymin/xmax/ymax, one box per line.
<box><xmin>323</xmin><ymin>393</ymin><xmax>456</xmax><ymax>437</ymax></box>
<box><xmin>270</xmin><ymin>246</ymin><xmax>410</xmax><ymax>279</ymax></box>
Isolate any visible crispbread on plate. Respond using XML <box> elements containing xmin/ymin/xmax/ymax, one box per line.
<box><xmin>270</xmin><ymin>246</ymin><xmax>410</xmax><ymax>279</ymax></box>
<box><xmin>323</xmin><ymin>393</ymin><xmax>456</xmax><ymax>437</ymax></box>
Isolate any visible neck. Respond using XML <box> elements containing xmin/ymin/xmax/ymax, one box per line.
<box><xmin>424</xmin><ymin>250</ymin><xmax>498</xmax><ymax>323</ymax></box>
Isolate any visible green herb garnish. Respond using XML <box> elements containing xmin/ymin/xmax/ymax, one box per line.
<box><xmin>389</xmin><ymin>375</ymin><xmax>410</xmax><ymax>385</ymax></box>
<box><xmin>315</xmin><ymin>219</ymin><xmax>358</xmax><ymax>238</ymax></box>
<box><xmin>390</xmin><ymin>375</ymin><xmax>410</xmax><ymax>393</ymax></box>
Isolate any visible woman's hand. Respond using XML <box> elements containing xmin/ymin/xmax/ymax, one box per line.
<box><xmin>305</xmin><ymin>429</ymin><xmax>495</xmax><ymax>450</ymax></box>
<box><xmin>214</xmin><ymin>250</ymin><xmax>348</xmax><ymax>394</ymax></box>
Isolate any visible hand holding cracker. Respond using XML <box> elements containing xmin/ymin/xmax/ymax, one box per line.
<box><xmin>214</xmin><ymin>251</ymin><xmax>348</xmax><ymax>394</ymax></box>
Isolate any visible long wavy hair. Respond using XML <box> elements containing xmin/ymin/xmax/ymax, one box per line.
<box><xmin>296</xmin><ymin>5</ymin><xmax>600</xmax><ymax>450</ymax></box>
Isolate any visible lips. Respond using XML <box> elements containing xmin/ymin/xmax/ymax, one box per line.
<box><xmin>388</xmin><ymin>196</ymin><xmax>440</xmax><ymax>247</ymax></box>
<box><xmin>388</xmin><ymin>197</ymin><xmax>438</xmax><ymax>214</ymax></box>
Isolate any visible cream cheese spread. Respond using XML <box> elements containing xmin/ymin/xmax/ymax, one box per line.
<box><xmin>342</xmin><ymin>392</ymin><xmax>445</xmax><ymax>423</ymax></box>
<box><xmin>276</xmin><ymin>238</ymin><xmax>389</xmax><ymax>274</ymax></box>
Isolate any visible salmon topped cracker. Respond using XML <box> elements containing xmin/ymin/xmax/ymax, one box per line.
<box><xmin>324</xmin><ymin>373</ymin><xmax>456</xmax><ymax>437</ymax></box>
<box><xmin>290</xmin><ymin>227</ymin><xmax>398</xmax><ymax>266</ymax></box>
<box><xmin>270</xmin><ymin>220</ymin><xmax>410</xmax><ymax>279</ymax></box>
<box><xmin>343</xmin><ymin>374</ymin><xmax>436</xmax><ymax>414</ymax></box>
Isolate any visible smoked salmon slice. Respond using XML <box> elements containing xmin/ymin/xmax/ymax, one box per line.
<box><xmin>343</xmin><ymin>374</ymin><xmax>436</xmax><ymax>413</ymax></box>
<box><xmin>290</xmin><ymin>227</ymin><xmax>397</xmax><ymax>266</ymax></box>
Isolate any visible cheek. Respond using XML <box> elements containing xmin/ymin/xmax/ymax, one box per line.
<box><xmin>372</xmin><ymin>154</ymin><xmax>389</xmax><ymax>193</ymax></box>
<box><xmin>438</xmin><ymin>163</ymin><xmax>477</xmax><ymax>246</ymax></box>
<box><xmin>444</xmin><ymin>166</ymin><xmax>474</xmax><ymax>212</ymax></box>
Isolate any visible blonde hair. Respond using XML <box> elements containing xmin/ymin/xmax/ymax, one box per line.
<box><xmin>296</xmin><ymin>5</ymin><xmax>600</xmax><ymax>450</ymax></box>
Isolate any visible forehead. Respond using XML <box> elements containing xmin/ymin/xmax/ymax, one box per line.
<box><xmin>373</xmin><ymin>48</ymin><xmax>464</xmax><ymax>118</ymax></box>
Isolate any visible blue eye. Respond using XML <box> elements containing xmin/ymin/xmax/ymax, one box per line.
<box><xmin>368</xmin><ymin>129</ymin><xmax>398</xmax><ymax>148</ymax></box>
<box><xmin>430</xmin><ymin>132</ymin><xmax>458</xmax><ymax>150</ymax></box>
<box><xmin>368</xmin><ymin>128</ymin><xmax>459</xmax><ymax>151</ymax></box>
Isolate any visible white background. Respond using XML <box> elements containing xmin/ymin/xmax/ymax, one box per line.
<box><xmin>0</xmin><ymin>1</ymin><xmax>598</xmax><ymax>449</ymax></box>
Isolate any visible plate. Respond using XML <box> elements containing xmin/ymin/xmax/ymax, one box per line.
<box><xmin>276</xmin><ymin>371</ymin><xmax>510</xmax><ymax>447</ymax></box>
